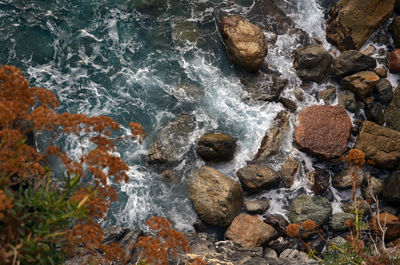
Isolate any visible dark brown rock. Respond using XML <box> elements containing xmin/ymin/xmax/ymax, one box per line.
<box><xmin>390</xmin><ymin>16</ymin><xmax>400</xmax><ymax>48</ymax></box>
<box><xmin>236</xmin><ymin>164</ymin><xmax>280</xmax><ymax>193</ymax></box>
<box><xmin>389</xmin><ymin>49</ymin><xmax>400</xmax><ymax>73</ymax></box>
<box><xmin>220</xmin><ymin>15</ymin><xmax>268</xmax><ymax>72</ymax></box>
<box><xmin>264</xmin><ymin>214</ymin><xmax>289</xmax><ymax>236</ymax></box>
<box><xmin>326</xmin><ymin>0</ymin><xmax>394</xmax><ymax>51</ymax></box>
<box><xmin>382</xmin><ymin>171</ymin><xmax>400</xmax><ymax>202</ymax></box>
<box><xmin>375</xmin><ymin>67</ymin><xmax>388</xmax><ymax>78</ymax></box>
<box><xmin>369</xmin><ymin>212</ymin><xmax>400</xmax><ymax>241</ymax></box>
<box><xmin>355</xmin><ymin>121</ymin><xmax>400</xmax><ymax>169</ymax></box>
<box><xmin>225</xmin><ymin>214</ymin><xmax>277</xmax><ymax>247</ymax></box>
<box><xmin>196</xmin><ymin>133</ymin><xmax>237</xmax><ymax>162</ymax></box>
<box><xmin>295</xmin><ymin>105</ymin><xmax>352</xmax><ymax>159</ymax></box>
<box><xmin>307</xmin><ymin>168</ymin><xmax>330</xmax><ymax>195</ymax></box>
<box><xmin>333</xmin><ymin>50</ymin><xmax>376</xmax><ymax>77</ymax></box>
<box><xmin>279</xmin><ymin>97</ymin><xmax>297</xmax><ymax>112</ymax></box>
<box><xmin>385</xmin><ymin>86</ymin><xmax>400</xmax><ymax>131</ymax></box>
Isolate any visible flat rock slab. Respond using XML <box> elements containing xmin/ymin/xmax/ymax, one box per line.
<box><xmin>355</xmin><ymin>121</ymin><xmax>400</xmax><ymax>169</ymax></box>
<box><xmin>295</xmin><ymin>105</ymin><xmax>352</xmax><ymax>159</ymax></box>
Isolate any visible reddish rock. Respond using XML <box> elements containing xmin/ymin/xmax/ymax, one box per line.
<box><xmin>225</xmin><ymin>214</ymin><xmax>277</xmax><ymax>247</ymax></box>
<box><xmin>295</xmin><ymin>105</ymin><xmax>352</xmax><ymax>159</ymax></box>
<box><xmin>369</xmin><ymin>212</ymin><xmax>400</xmax><ymax>241</ymax></box>
<box><xmin>389</xmin><ymin>49</ymin><xmax>400</xmax><ymax>73</ymax></box>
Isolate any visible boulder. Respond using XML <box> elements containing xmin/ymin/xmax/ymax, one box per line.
<box><xmin>329</xmin><ymin>213</ymin><xmax>355</xmax><ymax>232</ymax></box>
<box><xmin>225</xmin><ymin>214</ymin><xmax>277</xmax><ymax>247</ymax></box>
<box><xmin>390</xmin><ymin>16</ymin><xmax>400</xmax><ymax>48</ymax></box>
<box><xmin>264</xmin><ymin>214</ymin><xmax>289</xmax><ymax>236</ymax></box>
<box><xmin>365</xmin><ymin>102</ymin><xmax>385</xmax><ymax>126</ymax></box>
<box><xmin>340</xmin><ymin>71</ymin><xmax>380</xmax><ymax>99</ymax></box>
<box><xmin>220</xmin><ymin>15</ymin><xmax>268</xmax><ymax>72</ymax></box>
<box><xmin>253</xmin><ymin>110</ymin><xmax>290</xmax><ymax>162</ymax></box>
<box><xmin>289</xmin><ymin>194</ymin><xmax>332</xmax><ymax>225</ymax></box>
<box><xmin>333</xmin><ymin>50</ymin><xmax>376</xmax><ymax>77</ymax></box>
<box><xmin>244</xmin><ymin>199</ymin><xmax>270</xmax><ymax>214</ymax></box>
<box><xmin>338</xmin><ymin>90</ymin><xmax>359</xmax><ymax>113</ymax></box>
<box><xmin>355</xmin><ymin>121</ymin><xmax>400</xmax><ymax>169</ymax></box>
<box><xmin>389</xmin><ymin>49</ymin><xmax>400</xmax><ymax>73</ymax></box>
<box><xmin>374</xmin><ymin>79</ymin><xmax>393</xmax><ymax>104</ymax></box>
<box><xmin>326</xmin><ymin>0</ymin><xmax>394</xmax><ymax>51</ymax></box>
<box><xmin>382</xmin><ymin>171</ymin><xmax>400</xmax><ymax>202</ymax></box>
<box><xmin>295</xmin><ymin>105</ymin><xmax>352</xmax><ymax>159</ymax></box>
<box><xmin>385</xmin><ymin>87</ymin><xmax>400</xmax><ymax>132</ymax></box>
<box><xmin>148</xmin><ymin>114</ymin><xmax>195</xmax><ymax>164</ymax></box>
<box><xmin>375</xmin><ymin>67</ymin><xmax>388</xmax><ymax>78</ymax></box>
<box><xmin>361</xmin><ymin>176</ymin><xmax>384</xmax><ymax>202</ymax></box>
<box><xmin>236</xmin><ymin>164</ymin><xmax>280</xmax><ymax>193</ymax></box>
<box><xmin>293</xmin><ymin>45</ymin><xmax>332</xmax><ymax>83</ymax></box>
<box><xmin>189</xmin><ymin>166</ymin><xmax>243</xmax><ymax>226</ymax></box>
<box><xmin>280</xmin><ymin>157</ymin><xmax>299</xmax><ymax>188</ymax></box>
<box><xmin>307</xmin><ymin>168</ymin><xmax>330</xmax><ymax>195</ymax></box>
<box><xmin>196</xmin><ymin>133</ymin><xmax>237</xmax><ymax>162</ymax></box>
<box><xmin>369</xmin><ymin>212</ymin><xmax>400</xmax><ymax>241</ymax></box>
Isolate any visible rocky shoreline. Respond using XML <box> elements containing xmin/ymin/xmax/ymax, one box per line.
<box><xmin>69</xmin><ymin>0</ymin><xmax>400</xmax><ymax>264</ymax></box>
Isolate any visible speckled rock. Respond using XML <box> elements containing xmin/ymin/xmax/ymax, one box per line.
<box><xmin>289</xmin><ymin>194</ymin><xmax>333</xmax><ymax>225</ymax></box>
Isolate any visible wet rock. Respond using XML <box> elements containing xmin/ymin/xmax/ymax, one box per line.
<box><xmin>338</xmin><ymin>90</ymin><xmax>359</xmax><ymax>113</ymax></box>
<box><xmin>148</xmin><ymin>114</ymin><xmax>195</xmax><ymax>165</ymax></box>
<box><xmin>172</xmin><ymin>20</ymin><xmax>205</xmax><ymax>47</ymax></box>
<box><xmin>295</xmin><ymin>105</ymin><xmax>352</xmax><ymax>159</ymax></box>
<box><xmin>390</xmin><ymin>16</ymin><xmax>400</xmax><ymax>48</ymax></box>
<box><xmin>294</xmin><ymin>88</ymin><xmax>304</xmax><ymax>102</ymax></box>
<box><xmin>370</xmin><ymin>212</ymin><xmax>400</xmax><ymax>240</ymax></box>
<box><xmin>361</xmin><ymin>45</ymin><xmax>375</xmax><ymax>56</ymax></box>
<box><xmin>340</xmin><ymin>71</ymin><xmax>380</xmax><ymax>99</ymax></box>
<box><xmin>382</xmin><ymin>171</ymin><xmax>400</xmax><ymax>202</ymax></box>
<box><xmin>268</xmin><ymin>237</ymin><xmax>296</xmax><ymax>254</ymax></box>
<box><xmin>355</xmin><ymin>121</ymin><xmax>400</xmax><ymax>169</ymax></box>
<box><xmin>293</xmin><ymin>45</ymin><xmax>332</xmax><ymax>83</ymax></box>
<box><xmin>385</xmin><ymin>87</ymin><xmax>400</xmax><ymax>132</ymax></box>
<box><xmin>196</xmin><ymin>133</ymin><xmax>237</xmax><ymax>162</ymax></box>
<box><xmin>307</xmin><ymin>168</ymin><xmax>330</xmax><ymax>195</ymax></box>
<box><xmin>318</xmin><ymin>86</ymin><xmax>336</xmax><ymax>104</ymax></box>
<box><xmin>332</xmin><ymin>50</ymin><xmax>376</xmax><ymax>77</ymax></box>
<box><xmin>241</xmin><ymin>73</ymin><xmax>287</xmax><ymax>102</ymax></box>
<box><xmin>264</xmin><ymin>214</ymin><xmax>289</xmax><ymax>237</ymax></box>
<box><xmin>361</xmin><ymin>176</ymin><xmax>384</xmax><ymax>201</ymax></box>
<box><xmin>375</xmin><ymin>67</ymin><xmax>388</xmax><ymax>78</ymax></box>
<box><xmin>280</xmin><ymin>157</ymin><xmax>299</xmax><ymax>188</ymax></box>
<box><xmin>329</xmin><ymin>213</ymin><xmax>355</xmax><ymax>232</ymax></box>
<box><xmin>365</xmin><ymin>102</ymin><xmax>385</xmax><ymax>125</ymax></box>
<box><xmin>326</xmin><ymin>0</ymin><xmax>394</xmax><ymax>51</ymax></box>
<box><xmin>244</xmin><ymin>199</ymin><xmax>270</xmax><ymax>215</ymax></box>
<box><xmin>389</xmin><ymin>49</ymin><xmax>400</xmax><ymax>73</ymax></box>
<box><xmin>279</xmin><ymin>97</ymin><xmax>297</xmax><ymax>112</ymax></box>
<box><xmin>289</xmin><ymin>194</ymin><xmax>333</xmax><ymax>225</ymax></box>
<box><xmin>220</xmin><ymin>15</ymin><xmax>268</xmax><ymax>72</ymax></box>
<box><xmin>374</xmin><ymin>79</ymin><xmax>393</xmax><ymax>104</ymax></box>
<box><xmin>189</xmin><ymin>166</ymin><xmax>243</xmax><ymax>227</ymax></box>
<box><xmin>236</xmin><ymin>164</ymin><xmax>281</xmax><ymax>193</ymax></box>
<box><xmin>225</xmin><ymin>214</ymin><xmax>278</xmax><ymax>247</ymax></box>
<box><xmin>253</xmin><ymin>110</ymin><xmax>290</xmax><ymax>162</ymax></box>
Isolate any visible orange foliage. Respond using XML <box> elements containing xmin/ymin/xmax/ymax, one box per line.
<box><xmin>286</xmin><ymin>223</ymin><xmax>300</xmax><ymax>238</ymax></box>
<box><xmin>343</xmin><ymin>149</ymin><xmax>366</xmax><ymax>167</ymax></box>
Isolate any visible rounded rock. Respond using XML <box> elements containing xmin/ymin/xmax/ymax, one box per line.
<box><xmin>196</xmin><ymin>133</ymin><xmax>237</xmax><ymax>162</ymax></box>
<box><xmin>289</xmin><ymin>194</ymin><xmax>332</xmax><ymax>225</ymax></box>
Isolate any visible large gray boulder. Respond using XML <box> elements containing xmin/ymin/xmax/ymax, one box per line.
<box><xmin>333</xmin><ymin>50</ymin><xmax>376</xmax><ymax>77</ymax></box>
<box><xmin>236</xmin><ymin>164</ymin><xmax>281</xmax><ymax>193</ymax></box>
<box><xmin>289</xmin><ymin>194</ymin><xmax>332</xmax><ymax>225</ymax></box>
<box><xmin>189</xmin><ymin>166</ymin><xmax>243</xmax><ymax>227</ymax></box>
<box><xmin>355</xmin><ymin>121</ymin><xmax>400</xmax><ymax>169</ymax></box>
<box><xmin>220</xmin><ymin>15</ymin><xmax>268</xmax><ymax>72</ymax></box>
<box><xmin>293</xmin><ymin>45</ymin><xmax>332</xmax><ymax>83</ymax></box>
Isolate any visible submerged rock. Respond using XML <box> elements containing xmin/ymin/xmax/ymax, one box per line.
<box><xmin>340</xmin><ymin>71</ymin><xmax>380</xmax><ymax>99</ymax></box>
<box><xmin>253</xmin><ymin>110</ymin><xmax>290</xmax><ymax>162</ymax></box>
<box><xmin>236</xmin><ymin>164</ymin><xmax>281</xmax><ymax>193</ymax></box>
<box><xmin>148</xmin><ymin>114</ymin><xmax>194</xmax><ymax>165</ymax></box>
<box><xmin>225</xmin><ymin>214</ymin><xmax>277</xmax><ymax>247</ymax></box>
<box><xmin>326</xmin><ymin>0</ymin><xmax>394</xmax><ymax>51</ymax></box>
<box><xmin>355</xmin><ymin>121</ymin><xmax>400</xmax><ymax>169</ymax></box>
<box><xmin>295</xmin><ymin>105</ymin><xmax>352</xmax><ymax>159</ymax></box>
<box><xmin>332</xmin><ymin>50</ymin><xmax>376</xmax><ymax>77</ymax></box>
<box><xmin>241</xmin><ymin>72</ymin><xmax>287</xmax><ymax>102</ymax></box>
<box><xmin>189</xmin><ymin>166</ymin><xmax>243</xmax><ymax>227</ymax></box>
<box><xmin>172</xmin><ymin>20</ymin><xmax>205</xmax><ymax>47</ymax></box>
<box><xmin>220</xmin><ymin>15</ymin><xmax>268</xmax><ymax>72</ymax></box>
<box><xmin>196</xmin><ymin>133</ymin><xmax>237</xmax><ymax>162</ymax></box>
<box><xmin>385</xmin><ymin>87</ymin><xmax>400</xmax><ymax>132</ymax></box>
<box><xmin>289</xmin><ymin>194</ymin><xmax>332</xmax><ymax>225</ymax></box>
<box><xmin>293</xmin><ymin>45</ymin><xmax>332</xmax><ymax>83</ymax></box>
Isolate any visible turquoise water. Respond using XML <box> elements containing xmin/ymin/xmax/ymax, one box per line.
<box><xmin>0</xmin><ymin>0</ymin><xmax>328</xmax><ymax>230</ymax></box>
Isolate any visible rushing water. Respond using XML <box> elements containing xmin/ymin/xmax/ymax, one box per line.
<box><xmin>0</xmin><ymin>0</ymin><xmax>337</xmax><ymax>231</ymax></box>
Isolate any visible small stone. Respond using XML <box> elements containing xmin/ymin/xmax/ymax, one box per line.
<box><xmin>342</xmin><ymin>200</ymin><xmax>371</xmax><ymax>216</ymax></box>
<box><xmin>338</xmin><ymin>90</ymin><xmax>359</xmax><ymax>113</ymax></box>
<box><xmin>389</xmin><ymin>49</ymin><xmax>400</xmax><ymax>73</ymax></box>
<box><xmin>268</xmin><ymin>237</ymin><xmax>295</xmax><ymax>254</ymax></box>
<box><xmin>365</xmin><ymin>101</ymin><xmax>385</xmax><ymax>125</ymax></box>
<box><xmin>382</xmin><ymin>171</ymin><xmax>400</xmax><ymax>202</ymax></box>
<box><xmin>318</xmin><ymin>86</ymin><xmax>336</xmax><ymax>103</ymax></box>
<box><xmin>280</xmin><ymin>157</ymin><xmax>299</xmax><ymax>188</ymax></box>
<box><xmin>294</xmin><ymin>88</ymin><xmax>304</xmax><ymax>101</ymax></box>
<box><xmin>244</xmin><ymin>199</ymin><xmax>270</xmax><ymax>214</ymax></box>
<box><xmin>280</xmin><ymin>249</ymin><xmax>316</xmax><ymax>264</ymax></box>
<box><xmin>361</xmin><ymin>45</ymin><xmax>375</xmax><ymax>56</ymax></box>
<box><xmin>264</xmin><ymin>214</ymin><xmax>289</xmax><ymax>236</ymax></box>
<box><xmin>307</xmin><ymin>168</ymin><xmax>330</xmax><ymax>195</ymax></box>
<box><xmin>279</xmin><ymin>97</ymin><xmax>297</xmax><ymax>112</ymax></box>
<box><xmin>375</xmin><ymin>67</ymin><xmax>388</xmax><ymax>78</ymax></box>
<box><xmin>361</xmin><ymin>176</ymin><xmax>384</xmax><ymax>201</ymax></box>
<box><xmin>263</xmin><ymin>248</ymin><xmax>278</xmax><ymax>259</ymax></box>
<box><xmin>329</xmin><ymin>213</ymin><xmax>355</xmax><ymax>232</ymax></box>
<box><xmin>236</xmin><ymin>164</ymin><xmax>281</xmax><ymax>193</ymax></box>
